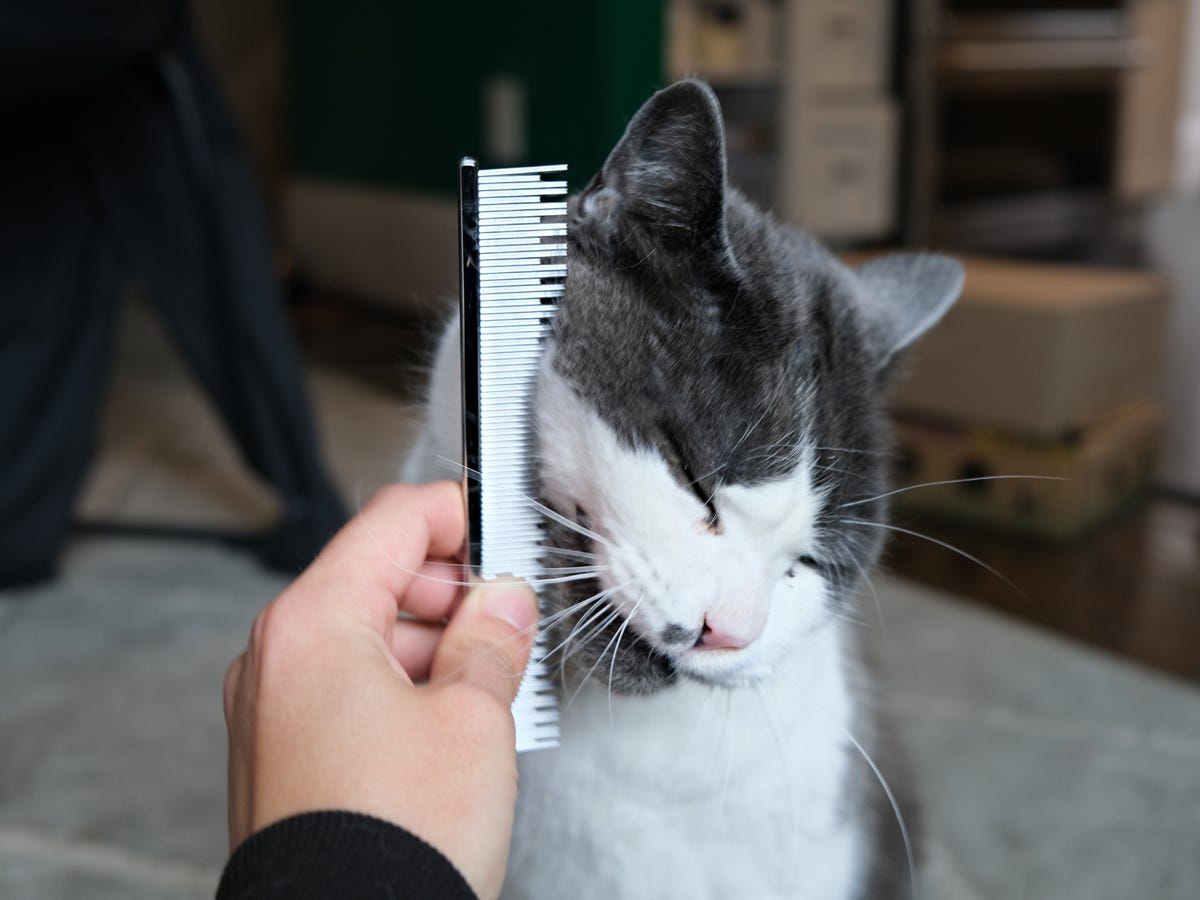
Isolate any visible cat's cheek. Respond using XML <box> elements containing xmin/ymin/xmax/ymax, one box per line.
<box><xmin>755</xmin><ymin>573</ymin><xmax>834</xmax><ymax>667</ymax></box>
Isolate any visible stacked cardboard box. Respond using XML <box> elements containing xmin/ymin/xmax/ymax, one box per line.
<box><xmin>889</xmin><ymin>256</ymin><xmax>1167</xmax><ymax>541</ymax></box>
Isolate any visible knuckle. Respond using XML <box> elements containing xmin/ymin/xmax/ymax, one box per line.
<box><xmin>222</xmin><ymin>655</ymin><xmax>242</xmax><ymax>721</ymax></box>
<box><xmin>247</xmin><ymin>599</ymin><xmax>310</xmax><ymax>673</ymax></box>
<box><xmin>248</xmin><ymin>602</ymin><xmax>275</xmax><ymax>650</ymax></box>
<box><xmin>366</xmin><ymin>483</ymin><xmax>416</xmax><ymax>515</ymax></box>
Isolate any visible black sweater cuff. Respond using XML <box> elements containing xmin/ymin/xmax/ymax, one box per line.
<box><xmin>217</xmin><ymin>810</ymin><xmax>478</xmax><ymax>900</ymax></box>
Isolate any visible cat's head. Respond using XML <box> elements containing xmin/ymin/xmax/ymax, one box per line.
<box><xmin>535</xmin><ymin>81</ymin><xmax>962</xmax><ymax>695</ymax></box>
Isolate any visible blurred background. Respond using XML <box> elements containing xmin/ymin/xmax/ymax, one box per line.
<box><xmin>1</xmin><ymin>1</ymin><xmax>1198</xmax><ymax>898</ymax></box>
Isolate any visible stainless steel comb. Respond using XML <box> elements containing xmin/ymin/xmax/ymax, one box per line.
<box><xmin>459</xmin><ymin>158</ymin><xmax>565</xmax><ymax>751</ymax></box>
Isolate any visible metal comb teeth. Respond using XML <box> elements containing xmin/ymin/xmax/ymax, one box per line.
<box><xmin>459</xmin><ymin>160</ymin><xmax>566</xmax><ymax>752</ymax></box>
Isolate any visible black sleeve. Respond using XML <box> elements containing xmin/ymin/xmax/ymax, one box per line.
<box><xmin>216</xmin><ymin>810</ymin><xmax>479</xmax><ymax>900</ymax></box>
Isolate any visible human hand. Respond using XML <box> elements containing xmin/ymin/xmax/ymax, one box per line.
<box><xmin>223</xmin><ymin>481</ymin><xmax>538</xmax><ymax>900</ymax></box>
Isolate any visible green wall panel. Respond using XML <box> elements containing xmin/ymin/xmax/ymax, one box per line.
<box><xmin>286</xmin><ymin>2</ymin><xmax>665</xmax><ymax>195</ymax></box>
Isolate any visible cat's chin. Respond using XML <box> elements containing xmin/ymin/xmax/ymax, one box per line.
<box><xmin>672</xmin><ymin>646</ymin><xmax>772</xmax><ymax>690</ymax></box>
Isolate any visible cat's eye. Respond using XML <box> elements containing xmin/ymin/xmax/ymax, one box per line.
<box><xmin>787</xmin><ymin>555</ymin><xmax>821</xmax><ymax>578</ymax></box>
<box><xmin>659</xmin><ymin>425</ymin><xmax>721</xmax><ymax>532</ymax></box>
<box><xmin>574</xmin><ymin>505</ymin><xmax>591</xmax><ymax>530</ymax></box>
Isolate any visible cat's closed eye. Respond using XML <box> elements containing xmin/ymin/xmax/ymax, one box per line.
<box><xmin>786</xmin><ymin>555</ymin><xmax>822</xmax><ymax>579</ymax></box>
<box><xmin>658</xmin><ymin>424</ymin><xmax>721</xmax><ymax>532</ymax></box>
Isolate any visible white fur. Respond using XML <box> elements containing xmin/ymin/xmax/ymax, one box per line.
<box><xmin>506</xmin><ymin>640</ymin><xmax>860</xmax><ymax>900</ymax></box>
<box><xmin>402</xmin><ymin>314</ymin><xmax>463</xmax><ymax>485</ymax></box>
<box><xmin>405</xmin><ymin>323</ymin><xmax>870</xmax><ymax>899</ymax></box>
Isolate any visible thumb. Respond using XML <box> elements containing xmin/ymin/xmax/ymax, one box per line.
<box><xmin>431</xmin><ymin>578</ymin><xmax>539</xmax><ymax>706</ymax></box>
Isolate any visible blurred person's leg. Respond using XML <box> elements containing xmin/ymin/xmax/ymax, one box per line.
<box><xmin>0</xmin><ymin>107</ymin><xmax>123</xmax><ymax>586</ymax></box>
<box><xmin>81</xmin><ymin>10</ymin><xmax>346</xmax><ymax>569</ymax></box>
<box><xmin>0</xmin><ymin>2</ymin><xmax>346</xmax><ymax>582</ymax></box>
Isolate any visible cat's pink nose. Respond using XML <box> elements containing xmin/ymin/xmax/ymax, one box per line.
<box><xmin>697</xmin><ymin>613</ymin><xmax>761</xmax><ymax>651</ymax></box>
<box><xmin>698</xmin><ymin>623</ymin><xmax>748</xmax><ymax>650</ymax></box>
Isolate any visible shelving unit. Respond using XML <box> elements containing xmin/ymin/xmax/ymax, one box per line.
<box><xmin>666</xmin><ymin>0</ymin><xmax>1189</xmax><ymax>256</ymax></box>
<box><xmin>904</xmin><ymin>0</ymin><xmax>1189</xmax><ymax>256</ymax></box>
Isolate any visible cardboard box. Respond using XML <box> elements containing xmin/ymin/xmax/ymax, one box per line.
<box><xmin>892</xmin><ymin>256</ymin><xmax>1167</xmax><ymax>438</ymax></box>
<box><xmin>798</xmin><ymin>0</ymin><xmax>892</xmax><ymax>94</ymax></box>
<box><xmin>892</xmin><ymin>401</ymin><xmax>1162</xmax><ymax>542</ymax></box>
<box><xmin>791</xmin><ymin>99</ymin><xmax>897</xmax><ymax>240</ymax></box>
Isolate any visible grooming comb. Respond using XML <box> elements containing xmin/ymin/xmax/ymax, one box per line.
<box><xmin>459</xmin><ymin>158</ymin><xmax>565</xmax><ymax>751</ymax></box>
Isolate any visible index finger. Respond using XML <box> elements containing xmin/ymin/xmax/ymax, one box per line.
<box><xmin>293</xmin><ymin>481</ymin><xmax>466</xmax><ymax>628</ymax></box>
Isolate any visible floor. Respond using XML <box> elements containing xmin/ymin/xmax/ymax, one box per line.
<box><xmin>887</xmin><ymin>497</ymin><xmax>1200</xmax><ymax>685</ymax></box>
<box><xmin>1</xmin><ymin>297</ymin><xmax>1199</xmax><ymax>899</ymax></box>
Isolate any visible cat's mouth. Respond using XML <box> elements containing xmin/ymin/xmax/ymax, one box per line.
<box><xmin>627</xmin><ymin>611</ymin><xmax>768</xmax><ymax>689</ymax></box>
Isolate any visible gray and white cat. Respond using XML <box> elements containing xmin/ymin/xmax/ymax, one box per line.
<box><xmin>404</xmin><ymin>80</ymin><xmax>963</xmax><ymax>900</ymax></box>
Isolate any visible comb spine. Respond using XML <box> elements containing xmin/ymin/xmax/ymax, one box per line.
<box><xmin>459</xmin><ymin>158</ymin><xmax>483</xmax><ymax>570</ymax></box>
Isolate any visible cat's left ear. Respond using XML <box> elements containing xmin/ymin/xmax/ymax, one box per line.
<box><xmin>852</xmin><ymin>253</ymin><xmax>964</xmax><ymax>375</ymax></box>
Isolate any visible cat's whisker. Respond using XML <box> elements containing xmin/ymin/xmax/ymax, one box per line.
<box><xmin>540</xmin><ymin>585</ymin><xmax>630</xmax><ymax>664</ymax></box>
<box><xmin>811</xmin><ymin>446</ymin><xmax>890</xmax><ymax>457</ymax></box>
<box><xmin>728</xmin><ymin>406</ymin><xmax>773</xmax><ymax>457</ymax></box>
<box><xmin>567</xmin><ymin>597</ymin><xmax>641</xmax><ymax>711</ymax></box>
<box><xmin>707</xmin><ymin>690</ymin><xmax>738</xmax><ymax>845</ymax></box>
<box><xmin>840</xmin><ymin>516</ymin><xmax>1029</xmax><ymax>601</ymax></box>
<box><xmin>740</xmin><ymin>449</ymin><xmax>804</xmax><ymax>468</ymax></box>
<box><xmin>788</xmin><ymin>679</ymin><xmax>919</xmax><ymax>900</ymax></box>
<box><xmin>552</xmin><ymin>600</ymin><xmax>618</xmax><ymax>688</ymax></box>
<box><xmin>839</xmin><ymin>474</ymin><xmax>1069</xmax><ymax>509</ymax></box>
<box><xmin>664</xmin><ymin>684</ymin><xmax>720</xmax><ymax>797</ymax></box>
<box><xmin>828</xmin><ymin>606</ymin><xmax>869</xmax><ymax>629</ymax></box>
<box><xmin>537</xmin><ymin>590</ymin><xmax>614</xmax><ymax>633</ymax></box>
<box><xmin>850</xmin><ymin>557</ymin><xmax>889</xmax><ymax>646</ymax></box>
<box><xmin>558</xmin><ymin>606</ymin><xmax>628</xmax><ymax>698</ymax></box>
<box><xmin>689</xmin><ymin>462</ymin><xmax>728</xmax><ymax>488</ymax></box>
<box><xmin>429</xmin><ymin>583</ymin><xmax>622</xmax><ymax>686</ymax></box>
<box><xmin>436</xmin><ymin>585</ymin><xmax>621</xmax><ymax>685</ymax></box>
<box><xmin>434</xmin><ymin>455</ymin><xmax>480</xmax><ymax>482</ymax></box>
<box><xmin>537</xmin><ymin>565</ymin><xmax>608</xmax><ymax>576</ymax></box>
<box><xmin>842</xmin><ymin>728</ymin><xmax>920</xmax><ymax>900</ymax></box>
<box><xmin>561</xmin><ymin>599</ymin><xmax>628</xmax><ymax>661</ymax></box>
<box><xmin>351</xmin><ymin>482</ymin><xmax>606</xmax><ymax>591</ymax></box>
<box><xmin>350</xmin><ymin>492</ymin><xmax>477</xmax><ymax>590</ymax></box>
<box><xmin>539</xmin><ymin>581</ymin><xmax>623</xmax><ymax>627</ymax></box>
<box><xmin>541</xmin><ymin>546</ymin><xmax>602</xmax><ymax>562</ymax></box>
<box><xmin>606</xmin><ymin>595</ymin><xmax>644</xmax><ymax>724</ymax></box>
<box><xmin>523</xmin><ymin>495</ymin><xmax>613</xmax><ymax>549</ymax></box>
<box><xmin>812</xmin><ymin>462</ymin><xmax>874</xmax><ymax>482</ymax></box>
<box><xmin>526</xmin><ymin>570</ymin><xmax>618</xmax><ymax>589</ymax></box>
<box><xmin>545</xmin><ymin>581</ymin><xmax>637</xmax><ymax>668</ymax></box>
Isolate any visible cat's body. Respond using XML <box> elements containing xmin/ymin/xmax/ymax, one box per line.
<box><xmin>404</xmin><ymin>81</ymin><xmax>961</xmax><ymax>899</ymax></box>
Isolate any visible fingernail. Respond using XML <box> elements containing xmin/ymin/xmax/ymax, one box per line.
<box><xmin>479</xmin><ymin>579</ymin><xmax>538</xmax><ymax>632</ymax></box>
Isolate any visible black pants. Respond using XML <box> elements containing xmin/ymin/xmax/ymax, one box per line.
<box><xmin>0</xmin><ymin>3</ymin><xmax>345</xmax><ymax>584</ymax></box>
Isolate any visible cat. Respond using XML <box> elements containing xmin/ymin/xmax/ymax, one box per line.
<box><xmin>403</xmin><ymin>80</ymin><xmax>963</xmax><ymax>900</ymax></box>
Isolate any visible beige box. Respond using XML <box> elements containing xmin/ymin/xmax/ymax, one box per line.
<box><xmin>893</xmin><ymin>402</ymin><xmax>1162</xmax><ymax>541</ymax></box>
<box><xmin>798</xmin><ymin>0</ymin><xmax>892</xmax><ymax>94</ymax></box>
<box><xmin>790</xmin><ymin>99</ymin><xmax>897</xmax><ymax>240</ymax></box>
<box><xmin>893</xmin><ymin>256</ymin><xmax>1167</xmax><ymax>437</ymax></box>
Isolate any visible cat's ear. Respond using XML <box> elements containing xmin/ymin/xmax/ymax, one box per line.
<box><xmin>574</xmin><ymin>80</ymin><xmax>735</xmax><ymax>269</ymax></box>
<box><xmin>852</xmin><ymin>253</ymin><xmax>964</xmax><ymax>374</ymax></box>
